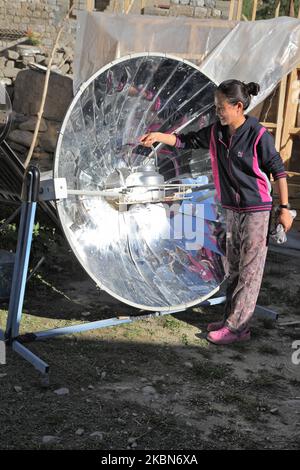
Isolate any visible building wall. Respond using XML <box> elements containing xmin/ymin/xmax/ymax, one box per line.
<box><xmin>0</xmin><ymin>0</ymin><xmax>88</xmax><ymax>50</ymax></box>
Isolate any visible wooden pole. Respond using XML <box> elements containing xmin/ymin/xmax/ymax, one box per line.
<box><xmin>86</xmin><ymin>0</ymin><xmax>94</xmax><ymax>11</ymax></box>
<box><xmin>275</xmin><ymin>0</ymin><xmax>281</xmax><ymax>17</ymax></box>
<box><xmin>289</xmin><ymin>0</ymin><xmax>295</xmax><ymax>17</ymax></box>
<box><xmin>229</xmin><ymin>0</ymin><xmax>235</xmax><ymax>20</ymax></box>
<box><xmin>237</xmin><ymin>0</ymin><xmax>243</xmax><ymax>20</ymax></box>
<box><xmin>24</xmin><ymin>4</ymin><xmax>75</xmax><ymax>168</ymax></box>
<box><xmin>275</xmin><ymin>75</ymin><xmax>288</xmax><ymax>151</ymax></box>
<box><xmin>125</xmin><ymin>0</ymin><xmax>135</xmax><ymax>14</ymax></box>
<box><xmin>280</xmin><ymin>68</ymin><xmax>299</xmax><ymax>167</ymax></box>
<box><xmin>252</xmin><ymin>0</ymin><xmax>258</xmax><ymax>20</ymax></box>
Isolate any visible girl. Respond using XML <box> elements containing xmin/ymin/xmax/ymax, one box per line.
<box><xmin>139</xmin><ymin>79</ymin><xmax>294</xmax><ymax>345</ymax></box>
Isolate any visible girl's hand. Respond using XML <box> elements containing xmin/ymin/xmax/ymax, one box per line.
<box><xmin>139</xmin><ymin>132</ymin><xmax>159</xmax><ymax>147</ymax></box>
<box><xmin>278</xmin><ymin>209</ymin><xmax>294</xmax><ymax>232</ymax></box>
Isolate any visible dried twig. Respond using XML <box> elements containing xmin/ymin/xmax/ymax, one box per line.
<box><xmin>24</xmin><ymin>4</ymin><xmax>75</xmax><ymax>168</ymax></box>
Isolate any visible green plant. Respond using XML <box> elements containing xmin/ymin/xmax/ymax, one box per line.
<box><xmin>26</xmin><ymin>28</ymin><xmax>41</xmax><ymax>46</ymax></box>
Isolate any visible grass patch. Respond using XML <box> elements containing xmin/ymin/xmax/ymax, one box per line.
<box><xmin>249</xmin><ymin>371</ymin><xmax>283</xmax><ymax>390</ymax></box>
<box><xmin>257</xmin><ymin>344</ymin><xmax>280</xmax><ymax>356</ymax></box>
<box><xmin>159</xmin><ymin>316</ymin><xmax>182</xmax><ymax>332</ymax></box>
<box><xmin>193</xmin><ymin>361</ymin><xmax>232</xmax><ymax>381</ymax></box>
<box><xmin>229</xmin><ymin>354</ymin><xmax>245</xmax><ymax>361</ymax></box>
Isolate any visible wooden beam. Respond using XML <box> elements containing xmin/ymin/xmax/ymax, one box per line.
<box><xmin>280</xmin><ymin>68</ymin><xmax>299</xmax><ymax>166</ymax></box>
<box><xmin>237</xmin><ymin>0</ymin><xmax>243</xmax><ymax>20</ymax></box>
<box><xmin>86</xmin><ymin>0</ymin><xmax>94</xmax><ymax>11</ymax></box>
<box><xmin>260</xmin><ymin>122</ymin><xmax>277</xmax><ymax>128</ymax></box>
<box><xmin>290</xmin><ymin>127</ymin><xmax>300</xmax><ymax>135</ymax></box>
<box><xmin>275</xmin><ymin>74</ymin><xmax>288</xmax><ymax>151</ymax></box>
<box><xmin>252</xmin><ymin>0</ymin><xmax>258</xmax><ymax>21</ymax></box>
<box><xmin>289</xmin><ymin>0</ymin><xmax>295</xmax><ymax>17</ymax></box>
<box><xmin>229</xmin><ymin>0</ymin><xmax>235</xmax><ymax>20</ymax></box>
<box><xmin>125</xmin><ymin>0</ymin><xmax>135</xmax><ymax>13</ymax></box>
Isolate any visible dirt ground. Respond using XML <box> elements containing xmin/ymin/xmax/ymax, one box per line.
<box><xmin>0</xmin><ymin>214</ymin><xmax>300</xmax><ymax>450</ymax></box>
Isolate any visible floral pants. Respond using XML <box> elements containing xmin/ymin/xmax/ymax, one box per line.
<box><xmin>223</xmin><ymin>209</ymin><xmax>271</xmax><ymax>332</ymax></box>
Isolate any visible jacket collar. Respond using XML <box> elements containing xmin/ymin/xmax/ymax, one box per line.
<box><xmin>217</xmin><ymin>115</ymin><xmax>260</xmax><ymax>141</ymax></box>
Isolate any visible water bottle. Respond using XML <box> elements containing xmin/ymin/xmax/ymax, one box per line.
<box><xmin>269</xmin><ymin>208</ymin><xmax>297</xmax><ymax>244</ymax></box>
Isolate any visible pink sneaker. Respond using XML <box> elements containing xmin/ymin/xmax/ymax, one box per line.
<box><xmin>207</xmin><ymin>326</ymin><xmax>250</xmax><ymax>345</ymax></box>
<box><xmin>207</xmin><ymin>321</ymin><xmax>224</xmax><ymax>332</ymax></box>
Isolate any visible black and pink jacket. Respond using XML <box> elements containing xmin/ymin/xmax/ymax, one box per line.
<box><xmin>175</xmin><ymin>116</ymin><xmax>287</xmax><ymax>213</ymax></box>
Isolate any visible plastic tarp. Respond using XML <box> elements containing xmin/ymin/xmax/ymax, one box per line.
<box><xmin>74</xmin><ymin>12</ymin><xmax>300</xmax><ymax>111</ymax></box>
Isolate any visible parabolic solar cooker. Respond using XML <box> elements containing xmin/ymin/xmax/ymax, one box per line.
<box><xmin>54</xmin><ymin>53</ymin><xmax>226</xmax><ymax>312</ymax></box>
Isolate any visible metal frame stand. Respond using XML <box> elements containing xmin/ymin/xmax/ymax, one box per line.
<box><xmin>0</xmin><ymin>166</ymin><xmax>278</xmax><ymax>381</ymax></box>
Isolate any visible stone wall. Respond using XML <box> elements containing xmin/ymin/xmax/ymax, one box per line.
<box><xmin>7</xmin><ymin>68</ymin><xmax>73</xmax><ymax>171</ymax></box>
<box><xmin>143</xmin><ymin>0</ymin><xmax>229</xmax><ymax>18</ymax></box>
<box><xmin>0</xmin><ymin>0</ymin><xmax>86</xmax><ymax>50</ymax></box>
<box><xmin>0</xmin><ymin>43</ymin><xmax>73</xmax><ymax>88</ymax></box>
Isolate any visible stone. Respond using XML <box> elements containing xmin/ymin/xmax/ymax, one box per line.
<box><xmin>205</xmin><ymin>0</ymin><xmax>216</xmax><ymax>6</ymax></box>
<box><xmin>169</xmin><ymin>4</ymin><xmax>194</xmax><ymax>16</ymax></box>
<box><xmin>0</xmin><ymin>78</ymin><xmax>12</xmax><ymax>86</ymax></box>
<box><xmin>44</xmin><ymin>56</ymin><xmax>62</xmax><ymax>67</ymax></box>
<box><xmin>90</xmin><ymin>431</ymin><xmax>103</xmax><ymax>440</ymax></box>
<box><xmin>55</xmin><ymin>52</ymin><xmax>64</xmax><ymax>62</ymax></box>
<box><xmin>3</xmin><ymin>68</ymin><xmax>19</xmax><ymax>79</ymax></box>
<box><xmin>212</xmin><ymin>8</ymin><xmax>221</xmax><ymax>17</ymax></box>
<box><xmin>13</xmin><ymin>69</ymin><xmax>73</xmax><ymax>121</ymax></box>
<box><xmin>60</xmin><ymin>63</ymin><xmax>70</xmax><ymax>75</ymax></box>
<box><xmin>39</xmin><ymin>120</ymin><xmax>61</xmax><ymax>153</ymax></box>
<box><xmin>14</xmin><ymin>385</ymin><xmax>22</xmax><ymax>393</ymax></box>
<box><xmin>22</xmin><ymin>56</ymin><xmax>35</xmax><ymax>66</ymax></box>
<box><xmin>6</xmin><ymin>60</ymin><xmax>15</xmax><ymax>69</ymax></box>
<box><xmin>42</xmin><ymin>435</ymin><xmax>59</xmax><ymax>444</ymax></box>
<box><xmin>54</xmin><ymin>387</ymin><xmax>69</xmax><ymax>395</ymax></box>
<box><xmin>62</xmin><ymin>46</ymin><xmax>74</xmax><ymax>61</ymax></box>
<box><xmin>75</xmin><ymin>428</ymin><xmax>85</xmax><ymax>436</ymax></box>
<box><xmin>194</xmin><ymin>5</ymin><xmax>209</xmax><ymax>17</ymax></box>
<box><xmin>128</xmin><ymin>437</ymin><xmax>137</xmax><ymax>445</ymax></box>
<box><xmin>8</xmin><ymin>141</ymin><xmax>28</xmax><ymax>154</ymax></box>
<box><xmin>7</xmin><ymin>50</ymin><xmax>19</xmax><ymax>60</ymax></box>
<box><xmin>142</xmin><ymin>385</ymin><xmax>157</xmax><ymax>395</ymax></box>
<box><xmin>190</xmin><ymin>0</ymin><xmax>204</xmax><ymax>5</ymax></box>
<box><xmin>184</xmin><ymin>361</ymin><xmax>193</xmax><ymax>369</ymax></box>
<box><xmin>19</xmin><ymin>116</ymin><xmax>47</xmax><ymax>132</ymax></box>
<box><xmin>10</xmin><ymin>111</ymin><xmax>28</xmax><ymax>126</ymax></box>
<box><xmin>180</xmin><ymin>0</ymin><xmax>190</xmax><ymax>4</ymax></box>
<box><xmin>32</xmin><ymin>150</ymin><xmax>52</xmax><ymax>160</ymax></box>
<box><xmin>143</xmin><ymin>6</ymin><xmax>170</xmax><ymax>16</ymax></box>
<box><xmin>35</xmin><ymin>54</ymin><xmax>46</xmax><ymax>64</ymax></box>
<box><xmin>0</xmin><ymin>57</ymin><xmax>7</xmax><ymax>68</ymax></box>
<box><xmin>17</xmin><ymin>45</ymin><xmax>41</xmax><ymax>56</ymax></box>
<box><xmin>81</xmin><ymin>311</ymin><xmax>91</xmax><ymax>317</ymax></box>
<box><xmin>8</xmin><ymin>129</ymin><xmax>38</xmax><ymax>148</ymax></box>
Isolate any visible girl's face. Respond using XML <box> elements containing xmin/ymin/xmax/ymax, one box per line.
<box><xmin>214</xmin><ymin>91</ymin><xmax>244</xmax><ymax>126</ymax></box>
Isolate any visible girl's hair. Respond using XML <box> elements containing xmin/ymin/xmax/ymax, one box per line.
<box><xmin>216</xmin><ymin>79</ymin><xmax>260</xmax><ymax>110</ymax></box>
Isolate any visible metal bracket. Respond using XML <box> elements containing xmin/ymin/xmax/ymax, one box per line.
<box><xmin>39</xmin><ymin>177</ymin><xmax>67</xmax><ymax>201</ymax></box>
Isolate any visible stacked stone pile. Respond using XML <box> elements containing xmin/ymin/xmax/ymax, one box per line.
<box><xmin>0</xmin><ymin>44</ymin><xmax>74</xmax><ymax>87</ymax></box>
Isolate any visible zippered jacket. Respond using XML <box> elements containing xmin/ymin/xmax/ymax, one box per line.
<box><xmin>176</xmin><ymin>116</ymin><xmax>286</xmax><ymax>212</ymax></box>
